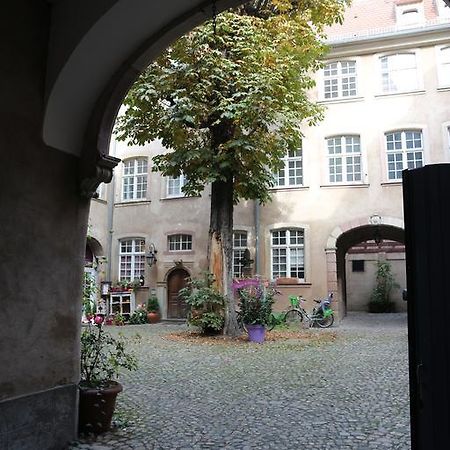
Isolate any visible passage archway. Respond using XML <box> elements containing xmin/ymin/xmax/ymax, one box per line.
<box><xmin>326</xmin><ymin>216</ymin><xmax>405</xmax><ymax>317</ymax></box>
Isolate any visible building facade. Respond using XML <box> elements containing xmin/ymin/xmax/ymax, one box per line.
<box><xmin>88</xmin><ymin>0</ymin><xmax>450</xmax><ymax>320</ymax></box>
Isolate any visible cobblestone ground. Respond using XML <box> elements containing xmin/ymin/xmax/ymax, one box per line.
<box><xmin>71</xmin><ymin>313</ymin><xmax>410</xmax><ymax>450</ymax></box>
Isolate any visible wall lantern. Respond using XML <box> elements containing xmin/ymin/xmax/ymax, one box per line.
<box><xmin>100</xmin><ymin>281</ymin><xmax>111</xmax><ymax>296</ymax></box>
<box><xmin>146</xmin><ymin>243</ymin><xmax>158</xmax><ymax>267</ymax></box>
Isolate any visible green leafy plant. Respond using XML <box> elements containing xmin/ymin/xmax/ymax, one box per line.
<box><xmin>114</xmin><ymin>314</ymin><xmax>126</xmax><ymax>326</ymax></box>
<box><xmin>179</xmin><ymin>273</ymin><xmax>225</xmax><ymax>334</ymax></box>
<box><xmin>237</xmin><ymin>278</ymin><xmax>277</xmax><ymax>326</ymax></box>
<box><xmin>368</xmin><ymin>261</ymin><xmax>399</xmax><ymax>313</ymax></box>
<box><xmin>146</xmin><ymin>296</ymin><xmax>160</xmax><ymax>313</ymax></box>
<box><xmin>80</xmin><ymin>322</ymin><xmax>137</xmax><ymax>388</ymax></box>
<box><xmin>128</xmin><ymin>308</ymin><xmax>148</xmax><ymax>325</ymax></box>
<box><xmin>83</xmin><ymin>272</ymin><xmax>97</xmax><ymax>317</ymax></box>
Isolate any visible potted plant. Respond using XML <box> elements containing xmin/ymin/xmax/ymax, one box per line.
<box><xmin>179</xmin><ymin>273</ymin><xmax>225</xmax><ymax>335</ymax></box>
<box><xmin>113</xmin><ymin>313</ymin><xmax>125</xmax><ymax>326</ymax></box>
<box><xmin>368</xmin><ymin>260</ymin><xmax>399</xmax><ymax>313</ymax></box>
<box><xmin>128</xmin><ymin>307</ymin><xmax>148</xmax><ymax>325</ymax></box>
<box><xmin>79</xmin><ymin>317</ymin><xmax>137</xmax><ymax>434</ymax></box>
<box><xmin>237</xmin><ymin>278</ymin><xmax>277</xmax><ymax>343</ymax></box>
<box><xmin>146</xmin><ymin>296</ymin><xmax>160</xmax><ymax>323</ymax></box>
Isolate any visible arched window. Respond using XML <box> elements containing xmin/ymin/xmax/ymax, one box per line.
<box><xmin>119</xmin><ymin>238</ymin><xmax>146</xmax><ymax>281</ymax></box>
<box><xmin>232</xmin><ymin>231</ymin><xmax>248</xmax><ymax>278</ymax></box>
<box><xmin>380</xmin><ymin>53</ymin><xmax>418</xmax><ymax>94</ymax></box>
<box><xmin>271</xmin><ymin>229</ymin><xmax>305</xmax><ymax>281</ymax></box>
<box><xmin>385</xmin><ymin>130</ymin><xmax>423</xmax><ymax>181</ymax></box>
<box><xmin>326</xmin><ymin>135</ymin><xmax>362</xmax><ymax>184</ymax></box>
<box><xmin>323</xmin><ymin>60</ymin><xmax>357</xmax><ymax>99</ymax></box>
<box><xmin>122</xmin><ymin>157</ymin><xmax>148</xmax><ymax>201</ymax></box>
<box><xmin>168</xmin><ymin>234</ymin><xmax>193</xmax><ymax>251</ymax></box>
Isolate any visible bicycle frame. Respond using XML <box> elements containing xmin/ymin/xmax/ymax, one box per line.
<box><xmin>288</xmin><ymin>295</ymin><xmax>334</xmax><ymax>328</ymax></box>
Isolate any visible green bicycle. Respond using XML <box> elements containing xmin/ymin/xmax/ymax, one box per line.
<box><xmin>284</xmin><ymin>293</ymin><xmax>334</xmax><ymax>329</ymax></box>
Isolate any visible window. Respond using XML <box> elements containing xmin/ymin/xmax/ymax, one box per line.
<box><xmin>271</xmin><ymin>229</ymin><xmax>305</xmax><ymax>280</ymax></box>
<box><xmin>396</xmin><ymin>2</ymin><xmax>423</xmax><ymax>26</ymax></box>
<box><xmin>323</xmin><ymin>60</ymin><xmax>357</xmax><ymax>99</ymax></box>
<box><xmin>386</xmin><ymin>130</ymin><xmax>424</xmax><ymax>180</ymax></box>
<box><xmin>232</xmin><ymin>231</ymin><xmax>248</xmax><ymax>278</ymax></box>
<box><xmin>274</xmin><ymin>149</ymin><xmax>303</xmax><ymax>187</ymax></box>
<box><xmin>167</xmin><ymin>174</ymin><xmax>187</xmax><ymax>197</ymax></box>
<box><xmin>438</xmin><ymin>46</ymin><xmax>450</xmax><ymax>87</ymax></box>
<box><xmin>352</xmin><ymin>260</ymin><xmax>365</xmax><ymax>272</ymax></box>
<box><xmin>168</xmin><ymin>234</ymin><xmax>192</xmax><ymax>251</ymax></box>
<box><xmin>380</xmin><ymin>53</ymin><xmax>418</xmax><ymax>94</ymax></box>
<box><xmin>327</xmin><ymin>135</ymin><xmax>362</xmax><ymax>184</ymax></box>
<box><xmin>122</xmin><ymin>158</ymin><xmax>148</xmax><ymax>201</ymax></box>
<box><xmin>119</xmin><ymin>239</ymin><xmax>146</xmax><ymax>281</ymax></box>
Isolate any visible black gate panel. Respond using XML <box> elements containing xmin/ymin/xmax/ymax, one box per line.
<box><xmin>403</xmin><ymin>165</ymin><xmax>450</xmax><ymax>450</ymax></box>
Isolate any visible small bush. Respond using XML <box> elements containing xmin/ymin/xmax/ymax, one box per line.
<box><xmin>128</xmin><ymin>309</ymin><xmax>148</xmax><ymax>324</ymax></box>
<box><xmin>368</xmin><ymin>260</ymin><xmax>399</xmax><ymax>313</ymax></box>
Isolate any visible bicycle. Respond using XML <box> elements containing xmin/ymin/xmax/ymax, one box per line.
<box><xmin>284</xmin><ymin>293</ymin><xmax>334</xmax><ymax>329</ymax></box>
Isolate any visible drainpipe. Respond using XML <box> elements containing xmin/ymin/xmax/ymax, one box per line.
<box><xmin>254</xmin><ymin>200</ymin><xmax>260</xmax><ymax>275</ymax></box>
<box><xmin>106</xmin><ymin>139</ymin><xmax>117</xmax><ymax>281</ymax></box>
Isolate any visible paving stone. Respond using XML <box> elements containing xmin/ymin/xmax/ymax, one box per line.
<box><xmin>71</xmin><ymin>313</ymin><xmax>410</xmax><ymax>449</ymax></box>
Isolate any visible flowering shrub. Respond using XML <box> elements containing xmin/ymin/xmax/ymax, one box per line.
<box><xmin>236</xmin><ymin>278</ymin><xmax>278</xmax><ymax>326</ymax></box>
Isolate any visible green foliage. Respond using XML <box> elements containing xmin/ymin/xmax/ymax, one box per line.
<box><xmin>179</xmin><ymin>273</ymin><xmax>226</xmax><ymax>333</ymax></box>
<box><xmin>116</xmin><ymin>1</ymin><xmax>348</xmax><ymax>204</ymax></box>
<box><xmin>237</xmin><ymin>279</ymin><xmax>277</xmax><ymax>325</ymax></box>
<box><xmin>83</xmin><ymin>272</ymin><xmax>97</xmax><ymax>316</ymax></box>
<box><xmin>128</xmin><ymin>309</ymin><xmax>148</xmax><ymax>325</ymax></box>
<box><xmin>146</xmin><ymin>296</ymin><xmax>160</xmax><ymax>312</ymax></box>
<box><xmin>80</xmin><ymin>324</ymin><xmax>138</xmax><ymax>388</ymax></box>
<box><xmin>114</xmin><ymin>314</ymin><xmax>126</xmax><ymax>325</ymax></box>
<box><xmin>368</xmin><ymin>261</ymin><xmax>399</xmax><ymax>313</ymax></box>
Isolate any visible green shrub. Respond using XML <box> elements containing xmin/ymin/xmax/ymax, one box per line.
<box><xmin>368</xmin><ymin>260</ymin><xmax>399</xmax><ymax>313</ymax></box>
<box><xmin>179</xmin><ymin>273</ymin><xmax>225</xmax><ymax>334</ymax></box>
<box><xmin>147</xmin><ymin>296</ymin><xmax>160</xmax><ymax>312</ymax></box>
<box><xmin>128</xmin><ymin>309</ymin><xmax>148</xmax><ymax>324</ymax></box>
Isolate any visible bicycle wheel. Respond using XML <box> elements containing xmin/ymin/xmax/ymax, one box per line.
<box><xmin>265</xmin><ymin>313</ymin><xmax>276</xmax><ymax>332</ymax></box>
<box><xmin>284</xmin><ymin>309</ymin><xmax>304</xmax><ymax>330</ymax></box>
<box><xmin>316</xmin><ymin>313</ymin><xmax>334</xmax><ymax>328</ymax></box>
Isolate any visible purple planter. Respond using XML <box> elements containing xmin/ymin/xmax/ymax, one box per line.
<box><xmin>246</xmin><ymin>324</ymin><xmax>266</xmax><ymax>343</ymax></box>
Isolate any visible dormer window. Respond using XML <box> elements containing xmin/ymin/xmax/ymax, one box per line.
<box><xmin>396</xmin><ymin>2</ymin><xmax>424</xmax><ymax>26</ymax></box>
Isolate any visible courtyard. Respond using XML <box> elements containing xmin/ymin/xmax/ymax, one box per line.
<box><xmin>73</xmin><ymin>313</ymin><xmax>410</xmax><ymax>450</ymax></box>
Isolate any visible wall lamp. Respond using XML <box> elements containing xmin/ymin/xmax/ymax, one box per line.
<box><xmin>146</xmin><ymin>243</ymin><xmax>158</xmax><ymax>267</ymax></box>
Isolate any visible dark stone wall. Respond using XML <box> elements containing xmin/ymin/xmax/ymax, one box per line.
<box><xmin>0</xmin><ymin>1</ymin><xmax>89</xmax><ymax>446</ymax></box>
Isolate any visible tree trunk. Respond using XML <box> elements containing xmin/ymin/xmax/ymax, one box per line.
<box><xmin>208</xmin><ymin>175</ymin><xmax>241</xmax><ymax>336</ymax></box>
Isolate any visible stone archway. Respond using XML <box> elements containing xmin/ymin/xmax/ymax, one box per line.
<box><xmin>325</xmin><ymin>215</ymin><xmax>405</xmax><ymax>318</ymax></box>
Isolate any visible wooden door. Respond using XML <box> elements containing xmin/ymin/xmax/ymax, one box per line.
<box><xmin>167</xmin><ymin>269</ymin><xmax>189</xmax><ymax>319</ymax></box>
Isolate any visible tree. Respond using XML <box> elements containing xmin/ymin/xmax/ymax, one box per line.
<box><xmin>116</xmin><ymin>0</ymin><xmax>348</xmax><ymax>336</ymax></box>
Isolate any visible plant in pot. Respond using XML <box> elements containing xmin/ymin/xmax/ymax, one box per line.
<box><xmin>368</xmin><ymin>260</ymin><xmax>399</xmax><ymax>313</ymax></box>
<box><xmin>128</xmin><ymin>307</ymin><xmax>148</xmax><ymax>325</ymax></box>
<box><xmin>82</xmin><ymin>272</ymin><xmax>97</xmax><ymax>322</ymax></box>
<box><xmin>146</xmin><ymin>296</ymin><xmax>160</xmax><ymax>323</ymax></box>
<box><xmin>79</xmin><ymin>317</ymin><xmax>137</xmax><ymax>435</ymax></box>
<box><xmin>179</xmin><ymin>273</ymin><xmax>225</xmax><ymax>335</ymax></box>
<box><xmin>237</xmin><ymin>278</ymin><xmax>277</xmax><ymax>343</ymax></box>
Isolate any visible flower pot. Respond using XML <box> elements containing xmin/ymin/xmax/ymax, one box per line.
<box><xmin>246</xmin><ymin>324</ymin><xmax>266</xmax><ymax>343</ymax></box>
<box><xmin>147</xmin><ymin>311</ymin><xmax>160</xmax><ymax>323</ymax></box>
<box><xmin>78</xmin><ymin>381</ymin><xmax>123</xmax><ymax>435</ymax></box>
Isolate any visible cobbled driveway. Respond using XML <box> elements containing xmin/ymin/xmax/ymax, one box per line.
<box><xmin>72</xmin><ymin>313</ymin><xmax>410</xmax><ymax>450</ymax></box>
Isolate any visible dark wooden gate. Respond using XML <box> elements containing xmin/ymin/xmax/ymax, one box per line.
<box><xmin>403</xmin><ymin>165</ymin><xmax>450</xmax><ymax>450</ymax></box>
<box><xmin>167</xmin><ymin>269</ymin><xmax>189</xmax><ymax>319</ymax></box>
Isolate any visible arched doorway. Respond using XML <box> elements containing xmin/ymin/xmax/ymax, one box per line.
<box><xmin>326</xmin><ymin>216</ymin><xmax>405</xmax><ymax>317</ymax></box>
<box><xmin>167</xmin><ymin>268</ymin><xmax>190</xmax><ymax>319</ymax></box>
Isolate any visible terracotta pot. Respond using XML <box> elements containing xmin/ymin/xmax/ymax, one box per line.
<box><xmin>78</xmin><ymin>381</ymin><xmax>123</xmax><ymax>435</ymax></box>
<box><xmin>147</xmin><ymin>311</ymin><xmax>160</xmax><ymax>323</ymax></box>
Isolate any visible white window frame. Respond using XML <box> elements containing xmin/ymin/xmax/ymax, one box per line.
<box><xmin>385</xmin><ymin>130</ymin><xmax>424</xmax><ymax>181</ymax></box>
<box><xmin>379</xmin><ymin>52</ymin><xmax>419</xmax><ymax>94</ymax></box>
<box><xmin>166</xmin><ymin>173</ymin><xmax>188</xmax><ymax>198</ymax></box>
<box><xmin>323</xmin><ymin>60</ymin><xmax>358</xmax><ymax>100</ymax></box>
<box><xmin>273</xmin><ymin>148</ymin><xmax>303</xmax><ymax>188</ymax></box>
<box><xmin>232</xmin><ymin>231</ymin><xmax>248</xmax><ymax>278</ymax></box>
<box><xmin>437</xmin><ymin>45</ymin><xmax>450</xmax><ymax>88</ymax></box>
<box><xmin>122</xmin><ymin>157</ymin><xmax>148</xmax><ymax>201</ymax></box>
<box><xmin>326</xmin><ymin>135</ymin><xmax>363</xmax><ymax>184</ymax></box>
<box><xmin>270</xmin><ymin>229</ymin><xmax>305</xmax><ymax>281</ymax></box>
<box><xmin>168</xmin><ymin>234</ymin><xmax>193</xmax><ymax>252</ymax></box>
<box><xmin>119</xmin><ymin>238</ymin><xmax>146</xmax><ymax>281</ymax></box>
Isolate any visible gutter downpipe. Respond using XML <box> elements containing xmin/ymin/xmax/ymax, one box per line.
<box><xmin>106</xmin><ymin>139</ymin><xmax>117</xmax><ymax>281</ymax></box>
<box><xmin>254</xmin><ymin>200</ymin><xmax>260</xmax><ymax>275</ymax></box>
